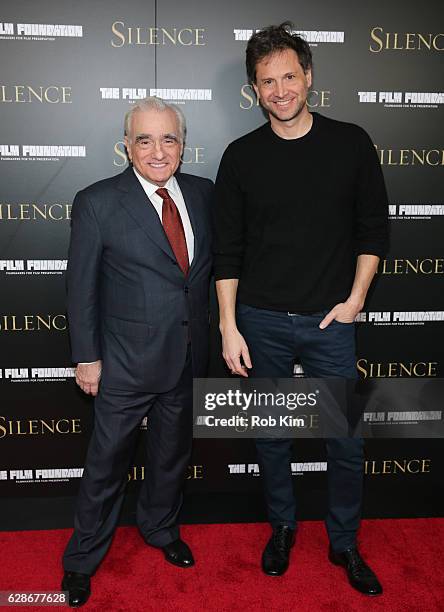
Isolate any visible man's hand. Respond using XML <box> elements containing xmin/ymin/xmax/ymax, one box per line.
<box><xmin>320</xmin><ymin>254</ymin><xmax>379</xmax><ymax>329</ymax></box>
<box><xmin>221</xmin><ymin>327</ymin><xmax>252</xmax><ymax>377</ymax></box>
<box><xmin>319</xmin><ymin>299</ymin><xmax>362</xmax><ymax>329</ymax></box>
<box><xmin>75</xmin><ymin>360</ymin><xmax>102</xmax><ymax>396</ymax></box>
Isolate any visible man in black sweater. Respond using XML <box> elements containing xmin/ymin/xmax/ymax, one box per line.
<box><xmin>214</xmin><ymin>23</ymin><xmax>388</xmax><ymax>595</ymax></box>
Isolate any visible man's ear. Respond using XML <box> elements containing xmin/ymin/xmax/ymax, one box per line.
<box><xmin>305</xmin><ymin>69</ymin><xmax>312</xmax><ymax>89</ymax></box>
<box><xmin>124</xmin><ymin>136</ymin><xmax>132</xmax><ymax>162</ymax></box>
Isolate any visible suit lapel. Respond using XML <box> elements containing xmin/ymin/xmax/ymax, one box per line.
<box><xmin>117</xmin><ymin>167</ymin><xmax>175</xmax><ymax>260</ymax></box>
<box><xmin>176</xmin><ymin>173</ymin><xmax>203</xmax><ymax>274</ymax></box>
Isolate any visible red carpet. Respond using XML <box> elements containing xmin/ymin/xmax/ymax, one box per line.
<box><xmin>1</xmin><ymin>519</ymin><xmax>443</xmax><ymax>611</ymax></box>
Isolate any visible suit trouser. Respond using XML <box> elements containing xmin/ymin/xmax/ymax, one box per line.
<box><xmin>63</xmin><ymin>348</ymin><xmax>192</xmax><ymax>575</ymax></box>
<box><xmin>237</xmin><ymin>304</ymin><xmax>364</xmax><ymax>553</ymax></box>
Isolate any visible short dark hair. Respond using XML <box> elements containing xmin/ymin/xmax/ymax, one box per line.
<box><xmin>246</xmin><ymin>22</ymin><xmax>313</xmax><ymax>84</ymax></box>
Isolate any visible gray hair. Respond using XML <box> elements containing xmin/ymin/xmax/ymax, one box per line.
<box><xmin>124</xmin><ymin>96</ymin><xmax>186</xmax><ymax>143</ymax></box>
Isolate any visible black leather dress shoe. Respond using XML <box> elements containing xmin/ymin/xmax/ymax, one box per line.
<box><xmin>61</xmin><ymin>571</ymin><xmax>91</xmax><ymax>607</ymax></box>
<box><xmin>162</xmin><ymin>539</ymin><xmax>195</xmax><ymax>568</ymax></box>
<box><xmin>262</xmin><ymin>525</ymin><xmax>295</xmax><ymax>576</ymax></box>
<box><xmin>329</xmin><ymin>546</ymin><xmax>383</xmax><ymax>595</ymax></box>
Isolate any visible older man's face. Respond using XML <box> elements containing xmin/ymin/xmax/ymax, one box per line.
<box><xmin>125</xmin><ymin>108</ymin><xmax>182</xmax><ymax>186</ymax></box>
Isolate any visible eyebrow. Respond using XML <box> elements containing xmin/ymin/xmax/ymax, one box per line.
<box><xmin>260</xmin><ymin>72</ymin><xmax>296</xmax><ymax>82</ymax></box>
<box><xmin>135</xmin><ymin>133</ymin><xmax>152</xmax><ymax>142</ymax></box>
<box><xmin>135</xmin><ymin>133</ymin><xmax>179</xmax><ymax>141</ymax></box>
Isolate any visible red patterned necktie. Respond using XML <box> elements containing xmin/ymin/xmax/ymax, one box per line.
<box><xmin>156</xmin><ymin>188</ymin><xmax>189</xmax><ymax>276</ymax></box>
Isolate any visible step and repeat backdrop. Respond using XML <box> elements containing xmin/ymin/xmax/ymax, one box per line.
<box><xmin>1</xmin><ymin>0</ymin><xmax>443</xmax><ymax>524</ymax></box>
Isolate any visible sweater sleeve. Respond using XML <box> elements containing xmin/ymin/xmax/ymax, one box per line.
<box><xmin>354</xmin><ymin>127</ymin><xmax>390</xmax><ymax>258</ymax></box>
<box><xmin>213</xmin><ymin>145</ymin><xmax>245</xmax><ymax>280</ymax></box>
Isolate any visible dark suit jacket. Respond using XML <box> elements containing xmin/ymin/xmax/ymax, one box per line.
<box><xmin>67</xmin><ymin>166</ymin><xmax>213</xmax><ymax>392</ymax></box>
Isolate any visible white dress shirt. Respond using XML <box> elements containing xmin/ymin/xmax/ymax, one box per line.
<box><xmin>133</xmin><ymin>168</ymin><xmax>194</xmax><ymax>264</ymax></box>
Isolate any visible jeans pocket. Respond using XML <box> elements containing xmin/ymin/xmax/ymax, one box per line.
<box><xmin>331</xmin><ymin>319</ymin><xmax>355</xmax><ymax>326</ymax></box>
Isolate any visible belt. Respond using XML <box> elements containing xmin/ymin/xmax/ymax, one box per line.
<box><xmin>287</xmin><ymin>310</ymin><xmax>325</xmax><ymax>316</ymax></box>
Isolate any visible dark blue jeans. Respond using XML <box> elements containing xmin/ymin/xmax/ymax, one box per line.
<box><xmin>237</xmin><ymin>303</ymin><xmax>364</xmax><ymax>552</ymax></box>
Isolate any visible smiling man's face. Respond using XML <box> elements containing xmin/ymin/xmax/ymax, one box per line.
<box><xmin>253</xmin><ymin>48</ymin><xmax>312</xmax><ymax>125</ymax></box>
<box><xmin>125</xmin><ymin>107</ymin><xmax>182</xmax><ymax>186</ymax></box>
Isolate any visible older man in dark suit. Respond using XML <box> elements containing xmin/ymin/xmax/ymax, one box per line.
<box><xmin>61</xmin><ymin>97</ymin><xmax>213</xmax><ymax>607</ymax></box>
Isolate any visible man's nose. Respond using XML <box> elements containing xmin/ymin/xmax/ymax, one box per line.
<box><xmin>152</xmin><ymin>141</ymin><xmax>165</xmax><ymax>158</ymax></box>
<box><xmin>275</xmin><ymin>80</ymin><xmax>287</xmax><ymax>98</ymax></box>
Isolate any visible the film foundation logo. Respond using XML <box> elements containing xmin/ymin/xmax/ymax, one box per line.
<box><xmin>234</xmin><ymin>28</ymin><xmax>344</xmax><ymax>46</ymax></box>
<box><xmin>375</xmin><ymin>146</ymin><xmax>444</xmax><ymax>166</ymax></box>
<box><xmin>0</xmin><ymin>314</ymin><xmax>67</xmax><ymax>332</ymax></box>
<box><xmin>0</xmin><ymin>144</ymin><xmax>86</xmax><ymax>162</ymax></box>
<box><xmin>128</xmin><ymin>465</ymin><xmax>204</xmax><ymax>481</ymax></box>
<box><xmin>0</xmin><ymin>21</ymin><xmax>83</xmax><ymax>41</ymax></box>
<box><xmin>0</xmin><ymin>415</ymin><xmax>81</xmax><ymax>438</ymax></box>
<box><xmin>111</xmin><ymin>22</ymin><xmax>205</xmax><ymax>47</ymax></box>
<box><xmin>363</xmin><ymin>411</ymin><xmax>441</xmax><ymax>425</ymax></box>
<box><xmin>369</xmin><ymin>27</ymin><xmax>444</xmax><ymax>52</ymax></box>
<box><xmin>240</xmin><ymin>84</ymin><xmax>331</xmax><ymax>110</ymax></box>
<box><xmin>0</xmin><ymin>202</ymin><xmax>71</xmax><ymax>221</ymax></box>
<box><xmin>113</xmin><ymin>141</ymin><xmax>205</xmax><ymax>167</ymax></box>
<box><xmin>389</xmin><ymin>203</ymin><xmax>444</xmax><ymax>220</ymax></box>
<box><xmin>0</xmin><ymin>260</ymin><xmax>67</xmax><ymax>276</ymax></box>
<box><xmin>377</xmin><ymin>257</ymin><xmax>444</xmax><ymax>275</ymax></box>
<box><xmin>364</xmin><ymin>459</ymin><xmax>431</xmax><ymax>475</ymax></box>
<box><xmin>0</xmin><ymin>467</ymin><xmax>84</xmax><ymax>484</ymax></box>
<box><xmin>100</xmin><ymin>87</ymin><xmax>212</xmax><ymax>105</ymax></box>
<box><xmin>358</xmin><ymin>91</ymin><xmax>444</xmax><ymax>109</ymax></box>
<box><xmin>228</xmin><ymin>462</ymin><xmax>327</xmax><ymax>477</ymax></box>
<box><xmin>356</xmin><ymin>311</ymin><xmax>444</xmax><ymax>326</ymax></box>
<box><xmin>0</xmin><ymin>84</ymin><xmax>72</xmax><ymax>104</ymax></box>
<box><xmin>0</xmin><ymin>367</ymin><xmax>75</xmax><ymax>383</ymax></box>
<box><xmin>357</xmin><ymin>359</ymin><xmax>438</xmax><ymax>379</ymax></box>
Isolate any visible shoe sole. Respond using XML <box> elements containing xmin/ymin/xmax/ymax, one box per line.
<box><xmin>262</xmin><ymin>569</ymin><xmax>287</xmax><ymax>576</ymax></box>
<box><xmin>61</xmin><ymin>585</ymin><xmax>90</xmax><ymax>608</ymax></box>
<box><xmin>328</xmin><ymin>556</ymin><xmax>383</xmax><ymax>596</ymax></box>
<box><xmin>163</xmin><ymin>555</ymin><xmax>195</xmax><ymax>568</ymax></box>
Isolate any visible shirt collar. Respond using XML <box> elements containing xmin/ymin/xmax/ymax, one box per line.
<box><xmin>133</xmin><ymin>168</ymin><xmax>179</xmax><ymax>199</ymax></box>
